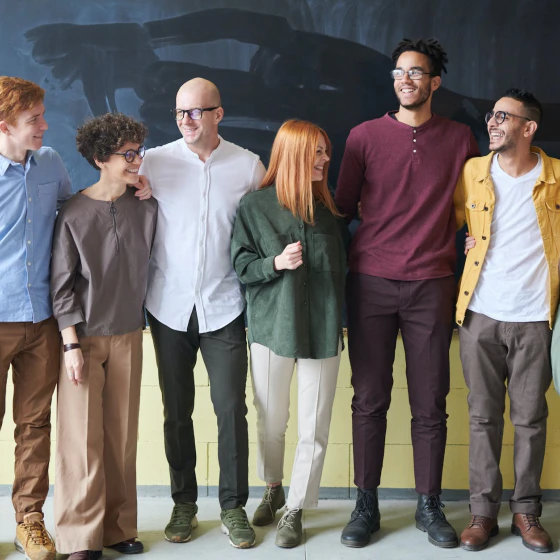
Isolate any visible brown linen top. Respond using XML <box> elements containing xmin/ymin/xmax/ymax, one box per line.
<box><xmin>50</xmin><ymin>187</ymin><xmax>157</xmax><ymax>337</ymax></box>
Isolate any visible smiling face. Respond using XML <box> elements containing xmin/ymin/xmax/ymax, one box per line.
<box><xmin>312</xmin><ymin>133</ymin><xmax>330</xmax><ymax>181</ymax></box>
<box><xmin>393</xmin><ymin>51</ymin><xmax>440</xmax><ymax>111</ymax></box>
<box><xmin>98</xmin><ymin>141</ymin><xmax>143</xmax><ymax>185</ymax></box>
<box><xmin>3</xmin><ymin>102</ymin><xmax>48</xmax><ymax>153</ymax></box>
<box><xmin>487</xmin><ymin>97</ymin><xmax>533</xmax><ymax>154</ymax></box>
<box><xmin>175</xmin><ymin>81</ymin><xmax>223</xmax><ymax>151</ymax></box>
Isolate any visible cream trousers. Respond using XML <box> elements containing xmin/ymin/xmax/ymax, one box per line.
<box><xmin>250</xmin><ymin>342</ymin><xmax>341</xmax><ymax>509</ymax></box>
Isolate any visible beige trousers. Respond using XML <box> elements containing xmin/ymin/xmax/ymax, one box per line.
<box><xmin>54</xmin><ymin>329</ymin><xmax>143</xmax><ymax>553</ymax></box>
<box><xmin>250</xmin><ymin>343</ymin><xmax>341</xmax><ymax>509</ymax></box>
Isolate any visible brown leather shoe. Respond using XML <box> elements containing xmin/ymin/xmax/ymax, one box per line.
<box><xmin>460</xmin><ymin>515</ymin><xmax>499</xmax><ymax>551</ymax></box>
<box><xmin>511</xmin><ymin>513</ymin><xmax>553</xmax><ymax>553</ymax></box>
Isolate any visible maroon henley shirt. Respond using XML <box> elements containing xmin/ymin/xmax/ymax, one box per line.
<box><xmin>335</xmin><ymin>112</ymin><xmax>480</xmax><ymax>281</ymax></box>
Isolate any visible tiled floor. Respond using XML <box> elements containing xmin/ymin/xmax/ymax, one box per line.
<box><xmin>0</xmin><ymin>497</ymin><xmax>558</xmax><ymax>559</ymax></box>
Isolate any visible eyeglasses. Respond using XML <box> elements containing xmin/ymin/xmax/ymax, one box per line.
<box><xmin>171</xmin><ymin>107</ymin><xmax>220</xmax><ymax>121</ymax></box>
<box><xmin>390</xmin><ymin>69</ymin><xmax>435</xmax><ymax>80</ymax></box>
<box><xmin>485</xmin><ymin>110</ymin><xmax>531</xmax><ymax>125</ymax></box>
<box><xmin>113</xmin><ymin>145</ymin><xmax>146</xmax><ymax>163</ymax></box>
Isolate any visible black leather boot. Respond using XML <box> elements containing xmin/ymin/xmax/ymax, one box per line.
<box><xmin>415</xmin><ymin>494</ymin><xmax>458</xmax><ymax>548</ymax></box>
<box><xmin>340</xmin><ymin>488</ymin><xmax>380</xmax><ymax>548</ymax></box>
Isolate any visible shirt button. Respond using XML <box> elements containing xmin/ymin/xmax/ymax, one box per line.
<box><xmin>304</xmin><ymin>301</ymin><xmax>307</xmax><ymax>305</ymax></box>
<box><xmin>458</xmin><ymin>320</ymin><xmax>462</xmax><ymax>325</ymax></box>
<box><xmin>413</xmin><ymin>149</ymin><xmax>417</xmax><ymax>153</ymax></box>
<box><xmin>28</xmin><ymin>197</ymin><xmax>32</xmax><ymax>202</ymax></box>
<box><xmin>299</xmin><ymin>224</ymin><xmax>303</xmax><ymax>228</ymax></box>
<box><xmin>474</xmin><ymin>261</ymin><xmax>479</xmax><ymax>266</ymax></box>
<box><xmin>27</xmin><ymin>262</ymin><xmax>31</xmax><ymax>266</ymax></box>
<box><xmin>482</xmin><ymin>236</ymin><xmax>487</xmax><ymax>240</ymax></box>
<box><xmin>464</xmin><ymin>291</ymin><xmax>469</xmax><ymax>295</ymax></box>
<box><xmin>28</xmin><ymin>283</ymin><xmax>31</xmax><ymax>287</ymax></box>
<box><xmin>413</xmin><ymin>129</ymin><xmax>417</xmax><ymax>133</ymax></box>
<box><xmin>27</xmin><ymin>240</ymin><xmax>31</xmax><ymax>245</ymax></box>
<box><xmin>304</xmin><ymin>281</ymin><xmax>307</xmax><ymax>286</ymax></box>
<box><xmin>413</xmin><ymin>139</ymin><xmax>417</xmax><ymax>142</ymax></box>
<box><xmin>28</xmin><ymin>219</ymin><xmax>31</xmax><ymax>223</ymax></box>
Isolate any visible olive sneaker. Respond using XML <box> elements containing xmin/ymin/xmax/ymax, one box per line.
<box><xmin>220</xmin><ymin>506</ymin><xmax>256</xmax><ymax>548</ymax></box>
<box><xmin>164</xmin><ymin>502</ymin><xmax>198</xmax><ymax>543</ymax></box>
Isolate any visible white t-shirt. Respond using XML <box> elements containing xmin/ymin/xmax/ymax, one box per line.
<box><xmin>468</xmin><ymin>153</ymin><xmax>548</xmax><ymax>322</ymax></box>
<box><xmin>141</xmin><ymin>136</ymin><xmax>266</xmax><ymax>333</ymax></box>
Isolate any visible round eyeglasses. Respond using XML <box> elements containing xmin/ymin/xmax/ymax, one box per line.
<box><xmin>113</xmin><ymin>146</ymin><xmax>146</xmax><ymax>163</ymax></box>
<box><xmin>485</xmin><ymin>110</ymin><xmax>531</xmax><ymax>125</ymax></box>
<box><xmin>171</xmin><ymin>107</ymin><xmax>220</xmax><ymax>121</ymax></box>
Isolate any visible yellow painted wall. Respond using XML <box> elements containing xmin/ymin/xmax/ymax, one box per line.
<box><xmin>1</xmin><ymin>332</ymin><xmax>559</xmax><ymax>490</ymax></box>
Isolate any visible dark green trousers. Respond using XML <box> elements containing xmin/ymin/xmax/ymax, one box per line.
<box><xmin>147</xmin><ymin>309</ymin><xmax>249</xmax><ymax>510</ymax></box>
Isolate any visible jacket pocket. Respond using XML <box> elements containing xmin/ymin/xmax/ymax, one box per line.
<box><xmin>312</xmin><ymin>233</ymin><xmax>340</xmax><ymax>272</ymax></box>
<box><xmin>465</xmin><ymin>198</ymin><xmax>488</xmax><ymax>235</ymax></box>
<box><xmin>545</xmin><ymin>199</ymin><xmax>560</xmax><ymax>237</ymax></box>
<box><xmin>37</xmin><ymin>182</ymin><xmax>58</xmax><ymax>216</ymax></box>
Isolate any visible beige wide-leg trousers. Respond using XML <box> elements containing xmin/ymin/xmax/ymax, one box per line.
<box><xmin>250</xmin><ymin>342</ymin><xmax>341</xmax><ymax>509</ymax></box>
<box><xmin>54</xmin><ymin>329</ymin><xmax>143</xmax><ymax>553</ymax></box>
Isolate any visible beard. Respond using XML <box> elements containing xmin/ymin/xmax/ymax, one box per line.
<box><xmin>398</xmin><ymin>87</ymin><xmax>431</xmax><ymax>110</ymax></box>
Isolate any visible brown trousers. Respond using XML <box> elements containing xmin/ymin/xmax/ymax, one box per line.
<box><xmin>347</xmin><ymin>272</ymin><xmax>455</xmax><ymax>495</ymax></box>
<box><xmin>0</xmin><ymin>318</ymin><xmax>60</xmax><ymax>522</ymax></box>
<box><xmin>459</xmin><ymin>311</ymin><xmax>552</xmax><ymax>517</ymax></box>
<box><xmin>54</xmin><ymin>329</ymin><xmax>143</xmax><ymax>553</ymax></box>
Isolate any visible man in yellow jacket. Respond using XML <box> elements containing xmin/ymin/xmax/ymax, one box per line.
<box><xmin>454</xmin><ymin>89</ymin><xmax>558</xmax><ymax>554</ymax></box>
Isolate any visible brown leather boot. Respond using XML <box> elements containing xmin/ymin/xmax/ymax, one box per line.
<box><xmin>511</xmin><ymin>513</ymin><xmax>553</xmax><ymax>553</ymax></box>
<box><xmin>460</xmin><ymin>515</ymin><xmax>499</xmax><ymax>551</ymax></box>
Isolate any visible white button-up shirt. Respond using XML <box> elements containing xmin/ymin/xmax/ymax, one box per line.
<box><xmin>141</xmin><ymin>136</ymin><xmax>266</xmax><ymax>333</ymax></box>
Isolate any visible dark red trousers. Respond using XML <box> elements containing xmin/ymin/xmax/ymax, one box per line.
<box><xmin>347</xmin><ymin>272</ymin><xmax>455</xmax><ymax>495</ymax></box>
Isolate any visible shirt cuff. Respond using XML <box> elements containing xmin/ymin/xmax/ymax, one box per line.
<box><xmin>262</xmin><ymin>256</ymin><xmax>281</xmax><ymax>281</ymax></box>
<box><xmin>56</xmin><ymin>309</ymin><xmax>85</xmax><ymax>332</ymax></box>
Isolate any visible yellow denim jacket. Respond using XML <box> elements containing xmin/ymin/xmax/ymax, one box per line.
<box><xmin>454</xmin><ymin>147</ymin><xmax>560</xmax><ymax>328</ymax></box>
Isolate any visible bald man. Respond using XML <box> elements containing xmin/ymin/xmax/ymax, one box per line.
<box><xmin>140</xmin><ymin>78</ymin><xmax>266</xmax><ymax>548</ymax></box>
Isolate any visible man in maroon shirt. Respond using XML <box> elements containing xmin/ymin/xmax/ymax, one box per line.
<box><xmin>336</xmin><ymin>38</ymin><xmax>479</xmax><ymax>549</ymax></box>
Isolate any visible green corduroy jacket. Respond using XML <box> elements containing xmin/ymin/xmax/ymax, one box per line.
<box><xmin>231</xmin><ymin>185</ymin><xmax>348</xmax><ymax>359</ymax></box>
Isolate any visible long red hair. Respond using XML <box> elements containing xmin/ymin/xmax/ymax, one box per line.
<box><xmin>260</xmin><ymin>119</ymin><xmax>340</xmax><ymax>224</ymax></box>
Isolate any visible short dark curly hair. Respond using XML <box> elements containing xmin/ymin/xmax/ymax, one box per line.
<box><xmin>391</xmin><ymin>38</ymin><xmax>448</xmax><ymax>76</ymax></box>
<box><xmin>503</xmin><ymin>88</ymin><xmax>543</xmax><ymax>126</ymax></box>
<box><xmin>76</xmin><ymin>112</ymin><xmax>148</xmax><ymax>170</ymax></box>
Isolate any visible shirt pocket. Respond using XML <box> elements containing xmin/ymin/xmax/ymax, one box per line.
<box><xmin>312</xmin><ymin>232</ymin><xmax>340</xmax><ymax>273</ymax></box>
<box><xmin>37</xmin><ymin>182</ymin><xmax>58</xmax><ymax>217</ymax></box>
<box><xmin>263</xmin><ymin>233</ymin><xmax>293</xmax><ymax>257</ymax></box>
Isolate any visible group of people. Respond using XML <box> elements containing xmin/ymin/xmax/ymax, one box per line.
<box><xmin>0</xmin><ymin>36</ymin><xmax>557</xmax><ymax>560</ymax></box>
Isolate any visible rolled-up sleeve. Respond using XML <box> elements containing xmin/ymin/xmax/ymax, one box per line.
<box><xmin>50</xmin><ymin>213</ymin><xmax>84</xmax><ymax>331</ymax></box>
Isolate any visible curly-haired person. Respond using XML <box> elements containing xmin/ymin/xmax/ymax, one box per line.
<box><xmin>50</xmin><ymin>113</ymin><xmax>157</xmax><ymax>560</ymax></box>
<box><xmin>335</xmin><ymin>38</ymin><xmax>480</xmax><ymax>549</ymax></box>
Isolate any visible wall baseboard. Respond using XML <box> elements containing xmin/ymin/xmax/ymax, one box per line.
<box><xmin>1</xmin><ymin>485</ymin><xmax>559</xmax><ymax>501</ymax></box>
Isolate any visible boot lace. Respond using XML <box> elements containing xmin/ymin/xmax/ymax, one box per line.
<box><xmin>263</xmin><ymin>485</ymin><xmax>278</xmax><ymax>504</ymax></box>
<box><xmin>423</xmin><ymin>495</ymin><xmax>446</xmax><ymax>522</ymax></box>
<box><xmin>469</xmin><ymin>515</ymin><xmax>488</xmax><ymax>528</ymax></box>
<box><xmin>21</xmin><ymin>519</ymin><xmax>53</xmax><ymax>546</ymax></box>
<box><xmin>351</xmin><ymin>490</ymin><xmax>377</xmax><ymax>521</ymax></box>
<box><xmin>522</xmin><ymin>514</ymin><xmax>542</xmax><ymax>530</ymax></box>
<box><xmin>279</xmin><ymin>508</ymin><xmax>300</xmax><ymax>530</ymax></box>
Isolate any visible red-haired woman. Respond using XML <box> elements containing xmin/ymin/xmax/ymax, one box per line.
<box><xmin>232</xmin><ymin>119</ymin><xmax>347</xmax><ymax>547</ymax></box>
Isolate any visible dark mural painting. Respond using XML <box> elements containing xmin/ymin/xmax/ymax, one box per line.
<box><xmin>1</xmin><ymin>0</ymin><xmax>557</xmax><ymax>189</ymax></box>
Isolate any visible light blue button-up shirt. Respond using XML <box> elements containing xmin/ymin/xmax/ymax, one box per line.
<box><xmin>0</xmin><ymin>147</ymin><xmax>72</xmax><ymax>323</ymax></box>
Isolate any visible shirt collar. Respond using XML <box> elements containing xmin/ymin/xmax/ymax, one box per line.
<box><xmin>180</xmin><ymin>135</ymin><xmax>224</xmax><ymax>161</ymax></box>
<box><xmin>0</xmin><ymin>150</ymin><xmax>37</xmax><ymax>176</ymax></box>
